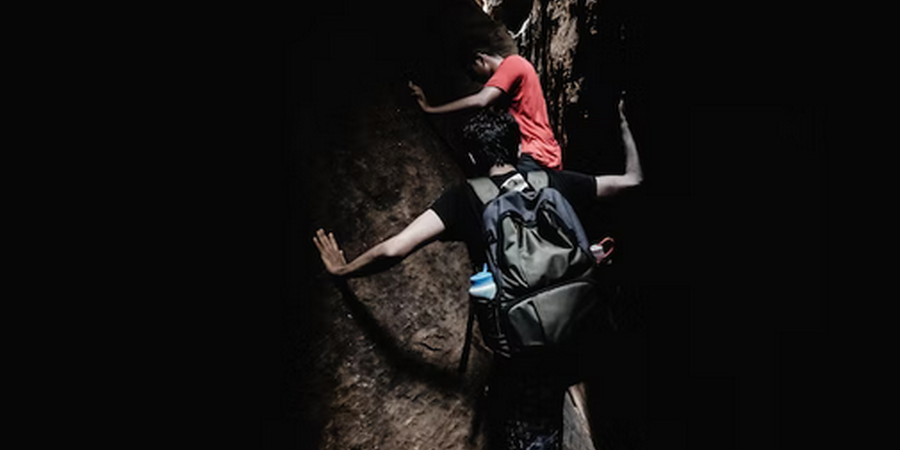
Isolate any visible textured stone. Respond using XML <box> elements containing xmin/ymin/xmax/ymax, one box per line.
<box><xmin>289</xmin><ymin>1</ymin><xmax>641</xmax><ymax>448</ymax></box>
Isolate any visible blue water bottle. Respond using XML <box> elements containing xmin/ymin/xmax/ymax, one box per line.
<box><xmin>468</xmin><ymin>264</ymin><xmax>496</xmax><ymax>300</ymax></box>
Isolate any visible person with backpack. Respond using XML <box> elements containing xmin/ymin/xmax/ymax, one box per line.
<box><xmin>313</xmin><ymin>97</ymin><xmax>641</xmax><ymax>449</ymax></box>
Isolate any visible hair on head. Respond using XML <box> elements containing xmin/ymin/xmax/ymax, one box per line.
<box><xmin>460</xmin><ymin>108</ymin><xmax>520</xmax><ymax>173</ymax></box>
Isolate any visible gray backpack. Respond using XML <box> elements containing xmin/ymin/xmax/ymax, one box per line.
<box><xmin>464</xmin><ymin>171</ymin><xmax>599</xmax><ymax>359</ymax></box>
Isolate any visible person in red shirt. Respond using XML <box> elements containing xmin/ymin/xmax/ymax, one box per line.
<box><xmin>410</xmin><ymin>49</ymin><xmax>564</xmax><ymax>170</ymax></box>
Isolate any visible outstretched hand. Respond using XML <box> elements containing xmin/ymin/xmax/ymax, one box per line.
<box><xmin>408</xmin><ymin>81</ymin><xmax>428</xmax><ymax>110</ymax></box>
<box><xmin>617</xmin><ymin>93</ymin><xmax>628</xmax><ymax>124</ymax></box>
<box><xmin>313</xmin><ymin>229</ymin><xmax>348</xmax><ymax>276</ymax></box>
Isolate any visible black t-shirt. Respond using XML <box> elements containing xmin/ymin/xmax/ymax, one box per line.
<box><xmin>429</xmin><ymin>169</ymin><xmax>596</xmax><ymax>269</ymax></box>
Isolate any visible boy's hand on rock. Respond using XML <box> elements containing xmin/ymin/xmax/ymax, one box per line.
<box><xmin>408</xmin><ymin>81</ymin><xmax>428</xmax><ymax>109</ymax></box>
<box><xmin>313</xmin><ymin>229</ymin><xmax>347</xmax><ymax>277</ymax></box>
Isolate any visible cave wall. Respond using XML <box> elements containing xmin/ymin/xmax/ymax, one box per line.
<box><xmin>283</xmin><ymin>1</ymin><xmax>644</xmax><ymax>448</ymax></box>
<box><xmin>284</xmin><ymin>1</ymin><xmax>604</xmax><ymax>449</ymax></box>
<box><xmin>272</xmin><ymin>1</ymin><xmax>831</xmax><ymax>447</ymax></box>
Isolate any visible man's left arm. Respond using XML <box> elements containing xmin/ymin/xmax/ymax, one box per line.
<box><xmin>594</xmin><ymin>98</ymin><xmax>643</xmax><ymax>198</ymax></box>
<box><xmin>314</xmin><ymin>209</ymin><xmax>446</xmax><ymax>278</ymax></box>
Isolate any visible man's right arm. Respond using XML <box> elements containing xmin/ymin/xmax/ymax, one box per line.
<box><xmin>594</xmin><ymin>98</ymin><xmax>643</xmax><ymax>198</ymax></box>
<box><xmin>314</xmin><ymin>209</ymin><xmax>446</xmax><ymax>278</ymax></box>
<box><xmin>409</xmin><ymin>81</ymin><xmax>503</xmax><ymax>114</ymax></box>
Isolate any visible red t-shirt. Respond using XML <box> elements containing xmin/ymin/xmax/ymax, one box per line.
<box><xmin>485</xmin><ymin>55</ymin><xmax>563</xmax><ymax>170</ymax></box>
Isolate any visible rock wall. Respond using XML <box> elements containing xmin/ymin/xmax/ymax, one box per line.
<box><xmin>282</xmin><ymin>1</ymin><xmax>645</xmax><ymax>449</ymax></box>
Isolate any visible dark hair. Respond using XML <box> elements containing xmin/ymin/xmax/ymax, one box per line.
<box><xmin>460</xmin><ymin>108</ymin><xmax>520</xmax><ymax>173</ymax></box>
<box><xmin>457</xmin><ymin>36</ymin><xmax>510</xmax><ymax>68</ymax></box>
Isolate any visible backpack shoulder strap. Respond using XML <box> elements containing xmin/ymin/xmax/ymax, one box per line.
<box><xmin>525</xmin><ymin>170</ymin><xmax>549</xmax><ymax>190</ymax></box>
<box><xmin>458</xmin><ymin>300</ymin><xmax>476</xmax><ymax>374</ymax></box>
<box><xmin>466</xmin><ymin>177</ymin><xmax>500</xmax><ymax>205</ymax></box>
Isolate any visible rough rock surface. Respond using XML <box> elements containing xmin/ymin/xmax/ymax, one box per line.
<box><xmin>284</xmin><ymin>1</ymin><xmax>646</xmax><ymax>449</ymax></box>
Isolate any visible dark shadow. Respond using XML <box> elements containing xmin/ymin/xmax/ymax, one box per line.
<box><xmin>281</xmin><ymin>0</ymin><xmax>656</xmax><ymax>448</ymax></box>
<box><xmin>334</xmin><ymin>277</ymin><xmax>495</xmax><ymax>446</ymax></box>
<box><xmin>333</xmin><ymin>278</ymin><xmax>468</xmax><ymax>392</ymax></box>
<box><xmin>492</xmin><ymin>0</ymin><xmax>533</xmax><ymax>36</ymax></box>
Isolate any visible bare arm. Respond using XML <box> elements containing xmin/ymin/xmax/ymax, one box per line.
<box><xmin>409</xmin><ymin>81</ymin><xmax>503</xmax><ymax>114</ymax></box>
<box><xmin>313</xmin><ymin>209</ymin><xmax>446</xmax><ymax>278</ymax></box>
<box><xmin>595</xmin><ymin>98</ymin><xmax>643</xmax><ymax>198</ymax></box>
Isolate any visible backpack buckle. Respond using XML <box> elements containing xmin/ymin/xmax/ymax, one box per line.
<box><xmin>500</xmin><ymin>173</ymin><xmax>530</xmax><ymax>193</ymax></box>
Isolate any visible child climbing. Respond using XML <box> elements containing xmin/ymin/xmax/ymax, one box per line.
<box><xmin>409</xmin><ymin>44</ymin><xmax>563</xmax><ymax>171</ymax></box>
